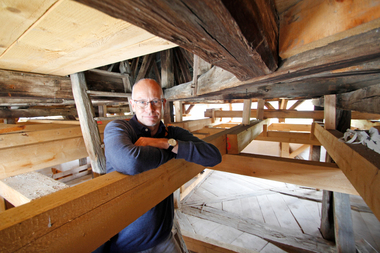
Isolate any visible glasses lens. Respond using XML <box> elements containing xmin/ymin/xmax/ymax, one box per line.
<box><xmin>134</xmin><ymin>100</ymin><xmax>162</xmax><ymax>108</ymax></box>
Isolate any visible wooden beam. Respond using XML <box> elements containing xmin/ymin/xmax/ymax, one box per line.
<box><xmin>279</xmin><ymin>0</ymin><xmax>380</xmax><ymax>59</ymax></box>
<box><xmin>313</xmin><ymin>123</ymin><xmax>380</xmax><ymax>221</ymax></box>
<box><xmin>135</xmin><ymin>54</ymin><xmax>155</xmax><ymax>83</ymax></box>
<box><xmin>0</xmin><ymin>107</ymin><xmax>78</xmax><ymax>118</ymax></box>
<box><xmin>0</xmin><ymin>69</ymin><xmax>72</xmax><ymax>99</ymax></box>
<box><xmin>70</xmin><ymin>73</ymin><xmax>106</xmax><ymax>174</ymax></box>
<box><xmin>255</xmin><ymin>131</ymin><xmax>321</xmax><ymax>146</ymax></box>
<box><xmin>174</xmin><ymin>101</ymin><xmax>183</xmax><ymax>122</ymax></box>
<box><xmin>256</xmin><ymin>99</ymin><xmax>265</xmax><ymax>120</ymax></box>
<box><xmin>74</xmin><ymin>0</ymin><xmax>279</xmax><ymax>80</ymax></box>
<box><xmin>0</xmin><ymin>172</ymin><xmax>68</xmax><ymax>207</ymax></box>
<box><xmin>227</xmin><ymin>120</ymin><xmax>267</xmax><ymax>154</ymax></box>
<box><xmin>180</xmin><ymin>169</ymin><xmax>213</xmax><ymax>202</ymax></box>
<box><xmin>267</xmin><ymin>123</ymin><xmax>311</xmax><ymax>132</ymax></box>
<box><xmin>289</xmin><ymin>100</ymin><xmax>305</xmax><ymax>110</ymax></box>
<box><xmin>161</xmin><ymin>49</ymin><xmax>174</xmax><ymax>89</ymax></box>
<box><xmin>0</xmin><ymin>129</ymin><xmax>228</xmax><ymax>252</ymax></box>
<box><xmin>289</xmin><ymin>144</ymin><xmax>309</xmax><ymax>158</ymax></box>
<box><xmin>324</xmin><ymin>95</ymin><xmax>336</xmax><ymax>130</ymax></box>
<box><xmin>213</xmin><ymin>153</ymin><xmax>358</xmax><ymax>195</ymax></box>
<box><xmin>168</xmin><ymin>118</ymin><xmax>212</xmax><ymax>132</ymax></box>
<box><xmin>242</xmin><ymin>99</ymin><xmax>251</xmax><ymax>125</ymax></box>
<box><xmin>165</xmin><ymin>28</ymin><xmax>380</xmax><ymax>101</ymax></box>
<box><xmin>182</xmin><ymin>230</ymin><xmax>252</xmax><ymax>253</ymax></box>
<box><xmin>205</xmin><ymin>109</ymin><xmax>380</xmax><ymax>120</ymax></box>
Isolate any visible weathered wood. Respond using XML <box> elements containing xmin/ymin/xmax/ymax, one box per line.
<box><xmin>181</xmin><ymin>205</ymin><xmax>335</xmax><ymax>253</ymax></box>
<box><xmin>333</xmin><ymin>192</ymin><xmax>356</xmax><ymax>253</ymax></box>
<box><xmin>213</xmin><ymin>153</ymin><xmax>358</xmax><ymax>195</ymax></box>
<box><xmin>313</xmin><ymin>123</ymin><xmax>380</xmax><ymax>221</ymax></box>
<box><xmin>0</xmin><ymin>107</ymin><xmax>78</xmax><ymax>118</ymax></box>
<box><xmin>320</xmin><ymin>190</ymin><xmax>335</xmax><ymax>241</ymax></box>
<box><xmin>165</xmin><ymin>29</ymin><xmax>380</xmax><ymax>101</ymax></box>
<box><xmin>227</xmin><ymin>120</ymin><xmax>267</xmax><ymax>154</ymax></box>
<box><xmin>135</xmin><ymin>54</ymin><xmax>155</xmax><ymax>83</ymax></box>
<box><xmin>174</xmin><ymin>101</ymin><xmax>183</xmax><ymax>122</ymax></box>
<box><xmin>174</xmin><ymin>48</ymin><xmax>192</xmax><ymax>83</ymax></box>
<box><xmin>314</xmin><ymin>83</ymin><xmax>380</xmax><ymax>114</ymax></box>
<box><xmin>0</xmin><ymin>172</ymin><xmax>68</xmax><ymax>207</ymax></box>
<box><xmin>0</xmin><ymin>69</ymin><xmax>72</xmax><ymax>99</ymax></box>
<box><xmin>161</xmin><ymin>49</ymin><xmax>174</xmax><ymax>89</ymax></box>
<box><xmin>182</xmin><ymin>230</ymin><xmax>252</xmax><ymax>253</ymax></box>
<box><xmin>71</xmin><ymin>73</ymin><xmax>106</xmax><ymax>174</ymax></box>
<box><xmin>279</xmin><ymin>0</ymin><xmax>380</xmax><ymax>59</ymax></box>
<box><xmin>205</xmin><ymin>109</ymin><xmax>380</xmax><ymax>120</ymax></box>
<box><xmin>75</xmin><ymin>0</ymin><xmax>279</xmax><ymax>80</ymax></box>
<box><xmin>87</xmin><ymin>90</ymin><xmax>131</xmax><ymax>98</ymax></box>
<box><xmin>181</xmin><ymin>169</ymin><xmax>213</xmax><ymax>202</ymax></box>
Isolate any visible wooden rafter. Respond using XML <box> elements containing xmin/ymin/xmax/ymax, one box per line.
<box><xmin>75</xmin><ymin>0</ymin><xmax>278</xmax><ymax>80</ymax></box>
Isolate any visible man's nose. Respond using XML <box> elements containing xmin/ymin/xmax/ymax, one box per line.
<box><xmin>146</xmin><ymin>102</ymin><xmax>154</xmax><ymax>111</ymax></box>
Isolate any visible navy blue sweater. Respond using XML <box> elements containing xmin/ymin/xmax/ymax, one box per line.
<box><xmin>102</xmin><ymin>116</ymin><xmax>221</xmax><ymax>252</ymax></box>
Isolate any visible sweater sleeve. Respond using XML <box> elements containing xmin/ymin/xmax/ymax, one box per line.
<box><xmin>104</xmin><ymin>120</ymin><xmax>174</xmax><ymax>175</ymax></box>
<box><xmin>170</xmin><ymin>126</ymin><xmax>222</xmax><ymax>167</ymax></box>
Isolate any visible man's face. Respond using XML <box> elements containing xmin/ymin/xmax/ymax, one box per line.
<box><xmin>131</xmin><ymin>80</ymin><xmax>166</xmax><ymax>128</ymax></box>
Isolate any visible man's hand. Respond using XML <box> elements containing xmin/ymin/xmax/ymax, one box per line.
<box><xmin>134</xmin><ymin>137</ymin><xmax>178</xmax><ymax>154</ymax></box>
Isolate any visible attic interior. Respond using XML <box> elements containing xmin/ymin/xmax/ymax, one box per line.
<box><xmin>1</xmin><ymin>0</ymin><xmax>380</xmax><ymax>252</ymax></box>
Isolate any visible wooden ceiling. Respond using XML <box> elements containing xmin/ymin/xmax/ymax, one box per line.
<box><xmin>0</xmin><ymin>0</ymin><xmax>380</xmax><ymax>114</ymax></box>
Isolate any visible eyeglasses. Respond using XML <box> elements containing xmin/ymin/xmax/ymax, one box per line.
<box><xmin>132</xmin><ymin>99</ymin><xmax>164</xmax><ymax>109</ymax></box>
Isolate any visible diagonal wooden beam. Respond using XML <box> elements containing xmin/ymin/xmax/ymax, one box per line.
<box><xmin>213</xmin><ymin>153</ymin><xmax>358</xmax><ymax>195</ymax></box>
<box><xmin>74</xmin><ymin>0</ymin><xmax>278</xmax><ymax>80</ymax></box>
<box><xmin>313</xmin><ymin>122</ymin><xmax>380</xmax><ymax>221</ymax></box>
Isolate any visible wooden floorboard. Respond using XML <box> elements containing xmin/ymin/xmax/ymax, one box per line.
<box><xmin>178</xmin><ymin>170</ymin><xmax>380</xmax><ymax>252</ymax></box>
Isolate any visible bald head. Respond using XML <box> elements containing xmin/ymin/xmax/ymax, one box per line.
<box><xmin>132</xmin><ymin>79</ymin><xmax>163</xmax><ymax>100</ymax></box>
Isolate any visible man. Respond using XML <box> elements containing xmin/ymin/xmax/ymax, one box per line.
<box><xmin>102</xmin><ymin>79</ymin><xmax>222</xmax><ymax>252</ymax></box>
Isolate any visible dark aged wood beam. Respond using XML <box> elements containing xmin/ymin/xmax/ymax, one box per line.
<box><xmin>0</xmin><ymin>107</ymin><xmax>78</xmax><ymax>118</ymax></box>
<box><xmin>165</xmin><ymin>28</ymin><xmax>380</xmax><ymax>101</ymax></box>
<box><xmin>0</xmin><ymin>69</ymin><xmax>72</xmax><ymax>99</ymax></box>
<box><xmin>312</xmin><ymin>83</ymin><xmax>380</xmax><ymax>115</ymax></box>
<box><xmin>74</xmin><ymin>0</ymin><xmax>279</xmax><ymax>80</ymax></box>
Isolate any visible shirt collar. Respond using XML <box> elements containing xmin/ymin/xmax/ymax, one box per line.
<box><xmin>129</xmin><ymin>115</ymin><xmax>166</xmax><ymax>137</ymax></box>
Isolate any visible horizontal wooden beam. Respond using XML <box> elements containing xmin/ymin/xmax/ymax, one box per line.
<box><xmin>267</xmin><ymin>123</ymin><xmax>311</xmax><ymax>132</ymax></box>
<box><xmin>168</xmin><ymin>118</ymin><xmax>212</xmax><ymax>132</ymax></box>
<box><xmin>0</xmin><ymin>159</ymin><xmax>206</xmax><ymax>252</ymax></box>
<box><xmin>0</xmin><ymin>69</ymin><xmax>72</xmax><ymax>99</ymax></box>
<box><xmin>313</xmin><ymin>123</ymin><xmax>380</xmax><ymax>221</ymax></box>
<box><xmin>255</xmin><ymin>131</ymin><xmax>321</xmax><ymax>146</ymax></box>
<box><xmin>227</xmin><ymin>120</ymin><xmax>267</xmax><ymax>154</ymax></box>
<box><xmin>205</xmin><ymin>109</ymin><xmax>380</xmax><ymax>120</ymax></box>
<box><xmin>0</xmin><ymin>107</ymin><xmax>78</xmax><ymax>118</ymax></box>
<box><xmin>75</xmin><ymin>0</ymin><xmax>278</xmax><ymax>80</ymax></box>
<box><xmin>213</xmin><ymin>153</ymin><xmax>358</xmax><ymax>195</ymax></box>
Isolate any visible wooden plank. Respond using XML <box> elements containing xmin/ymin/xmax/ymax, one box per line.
<box><xmin>205</xmin><ymin>109</ymin><xmax>325</xmax><ymax>119</ymax></box>
<box><xmin>0</xmin><ymin>107</ymin><xmax>78</xmax><ymax>118</ymax></box>
<box><xmin>0</xmin><ymin>69</ymin><xmax>72</xmax><ymax>99</ymax></box>
<box><xmin>0</xmin><ymin>158</ymin><xmax>206</xmax><ymax>252</ymax></box>
<box><xmin>333</xmin><ymin>192</ymin><xmax>356</xmax><ymax>252</ymax></box>
<box><xmin>174</xmin><ymin>101</ymin><xmax>183</xmax><ymax>122</ymax></box>
<box><xmin>181</xmin><ymin>170</ymin><xmax>213</xmax><ymax>202</ymax></box>
<box><xmin>181</xmin><ymin>205</ymin><xmax>335</xmax><ymax>252</ymax></box>
<box><xmin>0</xmin><ymin>0</ymin><xmax>177</xmax><ymax>76</ymax></box>
<box><xmin>0</xmin><ymin>171</ymin><xmax>68</xmax><ymax>207</ymax></box>
<box><xmin>75</xmin><ymin>0</ymin><xmax>278</xmax><ymax>80</ymax></box>
<box><xmin>289</xmin><ymin>144</ymin><xmax>309</xmax><ymax>158</ymax></box>
<box><xmin>182</xmin><ymin>230</ymin><xmax>257</xmax><ymax>253</ymax></box>
<box><xmin>279</xmin><ymin>0</ymin><xmax>380</xmax><ymax>59</ymax></box>
<box><xmin>213</xmin><ymin>153</ymin><xmax>358</xmax><ymax>195</ymax></box>
<box><xmin>227</xmin><ymin>120</ymin><xmax>267</xmax><ymax>154</ymax></box>
<box><xmin>280</xmin><ymin>142</ymin><xmax>290</xmax><ymax>158</ymax></box>
<box><xmin>324</xmin><ymin>95</ymin><xmax>336</xmax><ymax>130</ymax></box>
<box><xmin>71</xmin><ymin>73</ymin><xmax>106</xmax><ymax>174</ymax></box>
<box><xmin>161</xmin><ymin>49</ymin><xmax>174</xmax><ymax>89</ymax></box>
<box><xmin>255</xmin><ymin>131</ymin><xmax>321</xmax><ymax>145</ymax></box>
<box><xmin>313</xmin><ymin>123</ymin><xmax>380</xmax><ymax>221</ymax></box>
<box><xmin>267</xmin><ymin>123</ymin><xmax>311</xmax><ymax>132</ymax></box>
<box><xmin>168</xmin><ymin>118</ymin><xmax>212</xmax><ymax>132</ymax></box>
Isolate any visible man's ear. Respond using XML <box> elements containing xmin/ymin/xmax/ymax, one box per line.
<box><xmin>162</xmin><ymin>98</ymin><xmax>167</xmax><ymax>108</ymax></box>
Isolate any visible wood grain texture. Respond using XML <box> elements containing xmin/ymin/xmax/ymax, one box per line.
<box><xmin>71</xmin><ymin>73</ymin><xmax>106</xmax><ymax>174</ymax></box>
<box><xmin>75</xmin><ymin>0</ymin><xmax>278</xmax><ymax>80</ymax></box>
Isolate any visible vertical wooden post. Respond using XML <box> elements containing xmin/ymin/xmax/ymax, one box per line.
<box><xmin>174</xmin><ymin>101</ymin><xmax>183</xmax><ymax>122</ymax></box>
<box><xmin>71</xmin><ymin>73</ymin><xmax>106</xmax><ymax>175</ymax></box>
<box><xmin>161</xmin><ymin>49</ymin><xmax>174</xmax><ymax>89</ymax></box>
<box><xmin>279</xmin><ymin>99</ymin><xmax>288</xmax><ymax>123</ymax></box>
<box><xmin>98</xmin><ymin>105</ymin><xmax>107</xmax><ymax>118</ymax></box>
<box><xmin>0</xmin><ymin>196</ymin><xmax>6</xmax><ymax>213</ymax></box>
<box><xmin>280</xmin><ymin>142</ymin><xmax>290</xmax><ymax>158</ymax></box>
<box><xmin>324</xmin><ymin>95</ymin><xmax>336</xmax><ymax>130</ymax></box>
<box><xmin>256</xmin><ymin>99</ymin><xmax>265</xmax><ymax>120</ymax></box>
<box><xmin>192</xmin><ymin>54</ymin><xmax>200</xmax><ymax>96</ymax></box>
<box><xmin>164</xmin><ymin>101</ymin><xmax>173</xmax><ymax>125</ymax></box>
<box><xmin>242</xmin><ymin>99</ymin><xmax>251</xmax><ymax>125</ymax></box>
